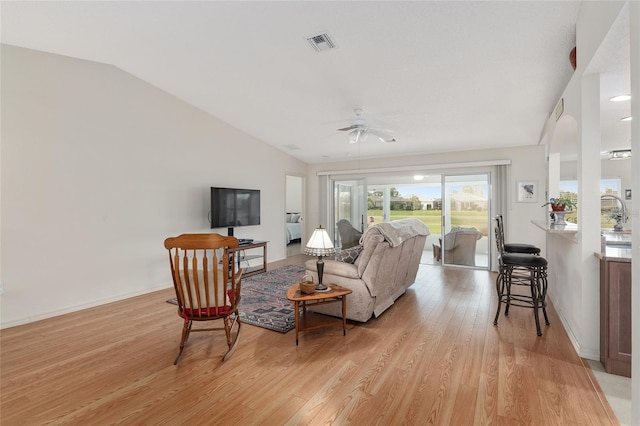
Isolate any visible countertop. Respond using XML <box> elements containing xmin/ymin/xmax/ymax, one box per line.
<box><xmin>531</xmin><ymin>220</ymin><xmax>578</xmax><ymax>233</ymax></box>
<box><xmin>595</xmin><ymin>230</ymin><xmax>632</xmax><ymax>262</ymax></box>
<box><xmin>531</xmin><ymin>220</ymin><xmax>632</xmax><ymax>261</ymax></box>
<box><xmin>531</xmin><ymin>220</ymin><xmax>578</xmax><ymax>242</ymax></box>
<box><xmin>594</xmin><ymin>246</ymin><xmax>632</xmax><ymax>262</ymax></box>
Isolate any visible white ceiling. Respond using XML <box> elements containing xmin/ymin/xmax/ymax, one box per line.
<box><xmin>1</xmin><ymin>1</ymin><xmax>630</xmax><ymax>164</ymax></box>
<box><xmin>589</xmin><ymin>4</ymin><xmax>632</xmax><ymax>156</ymax></box>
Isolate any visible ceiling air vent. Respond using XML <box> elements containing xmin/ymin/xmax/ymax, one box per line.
<box><xmin>307</xmin><ymin>33</ymin><xmax>336</xmax><ymax>53</ymax></box>
<box><xmin>283</xmin><ymin>144</ymin><xmax>301</xmax><ymax>151</ymax></box>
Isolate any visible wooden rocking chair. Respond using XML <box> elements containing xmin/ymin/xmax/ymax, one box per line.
<box><xmin>164</xmin><ymin>234</ymin><xmax>243</xmax><ymax>364</ymax></box>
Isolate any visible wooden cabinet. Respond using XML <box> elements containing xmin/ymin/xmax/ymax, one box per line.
<box><xmin>599</xmin><ymin>259</ymin><xmax>632</xmax><ymax>377</ymax></box>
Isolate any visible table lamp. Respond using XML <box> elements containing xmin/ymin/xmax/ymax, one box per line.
<box><xmin>304</xmin><ymin>225</ymin><xmax>335</xmax><ymax>292</ymax></box>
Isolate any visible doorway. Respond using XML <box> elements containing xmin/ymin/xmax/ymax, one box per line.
<box><xmin>441</xmin><ymin>173</ymin><xmax>490</xmax><ymax>268</ymax></box>
<box><xmin>331</xmin><ymin>171</ymin><xmax>491</xmax><ymax>269</ymax></box>
<box><xmin>285</xmin><ymin>175</ymin><xmax>304</xmax><ymax>257</ymax></box>
<box><xmin>367</xmin><ymin>178</ymin><xmax>442</xmax><ymax>264</ymax></box>
<box><xmin>332</xmin><ymin>179</ymin><xmax>367</xmax><ymax>249</ymax></box>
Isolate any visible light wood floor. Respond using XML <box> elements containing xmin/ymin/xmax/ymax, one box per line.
<box><xmin>1</xmin><ymin>255</ymin><xmax>618</xmax><ymax>425</ymax></box>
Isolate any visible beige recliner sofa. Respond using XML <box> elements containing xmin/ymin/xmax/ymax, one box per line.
<box><xmin>304</xmin><ymin>218</ymin><xmax>429</xmax><ymax>322</ymax></box>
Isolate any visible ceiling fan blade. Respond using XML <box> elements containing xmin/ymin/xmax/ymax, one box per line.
<box><xmin>368</xmin><ymin>128</ymin><xmax>396</xmax><ymax>143</ymax></box>
<box><xmin>338</xmin><ymin>125</ymin><xmax>359</xmax><ymax>131</ymax></box>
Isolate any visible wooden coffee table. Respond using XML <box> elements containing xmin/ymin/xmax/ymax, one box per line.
<box><xmin>286</xmin><ymin>283</ymin><xmax>352</xmax><ymax>345</ymax></box>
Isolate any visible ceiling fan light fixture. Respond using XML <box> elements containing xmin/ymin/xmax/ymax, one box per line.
<box><xmin>340</xmin><ymin>108</ymin><xmax>394</xmax><ymax>143</ymax></box>
<box><xmin>349</xmin><ymin>129</ymin><xmax>368</xmax><ymax>144</ymax></box>
<box><xmin>608</xmin><ymin>149</ymin><xmax>632</xmax><ymax>160</ymax></box>
<box><xmin>609</xmin><ymin>94</ymin><xmax>631</xmax><ymax>102</ymax></box>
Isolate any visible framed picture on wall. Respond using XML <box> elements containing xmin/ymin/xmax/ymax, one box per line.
<box><xmin>516</xmin><ymin>180</ymin><xmax>538</xmax><ymax>203</ymax></box>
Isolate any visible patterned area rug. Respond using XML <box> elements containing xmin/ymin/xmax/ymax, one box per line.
<box><xmin>167</xmin><ymin>264</ymin><xmax>305</xmax><ymax>333</ymax></box>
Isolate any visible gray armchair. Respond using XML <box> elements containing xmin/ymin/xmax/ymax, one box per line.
<box><xmin>336</xmin><ymin>219</ymin><xmax>363</xmax><ymax>249</ymax></box>
<box><xmin>442</xmin><ymin>227</ymin><xmax>482</xmax><ymax>266</ymax></box>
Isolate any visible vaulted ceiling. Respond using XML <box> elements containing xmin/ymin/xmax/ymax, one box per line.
<box><xmin>2</xmin><ymin>1</ymin><xmax>629</xmax><ymax>164</ymax></box>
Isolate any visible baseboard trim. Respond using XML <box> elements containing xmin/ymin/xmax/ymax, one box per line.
<box><xmin>550</xmin><ymin>297</ymin><xmax>600</xmax><ymax>361</ymax></box>
<box><xmin>0</xmin><ymin>284</ymin><xmax>172</xmax><ymax>329</ymax></box>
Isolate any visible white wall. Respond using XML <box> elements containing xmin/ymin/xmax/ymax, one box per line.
<box><xmin>285</xmin><ymin>175</ymin><xmax>303</xmax><ymax>213</ymax></box>
<box><xmin>541</xmin><ymin>1</ymin><xmax>633</xmax><ymax>363</ymax></box>
<box><xmin>0</xmin><ymin>45</ymin><xmax>306</xmax><ymax>328</ymax></box>
<box><xmin>536</xmin><ymin>4</ymin><xmax>640</xmax><ymax>419</ymax></box>
<box><xmin>629</xmin><ymin>2</ymin><xmax>640</xmax><ymax>422</ymax></box>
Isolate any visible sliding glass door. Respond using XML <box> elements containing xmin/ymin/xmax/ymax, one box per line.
<box><xmin>329</xmin><ymin>170</ymin><xmax>492</xmax><ymax>269</ymax></box>
<box><xmin>442</xmin><ymin>173</ymin><xmax>490</xmax><ymax>268</ymax></box>
<box><xmin>332</xmin><ymin>179</ymin><xmax>367</xmax><ymax>248</ymax></box>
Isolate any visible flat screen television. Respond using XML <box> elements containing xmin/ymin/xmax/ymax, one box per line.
<box><xmin>210</xmin><ymin>187</ymin><xmax>260</xmax><ymax>235</ymax></box>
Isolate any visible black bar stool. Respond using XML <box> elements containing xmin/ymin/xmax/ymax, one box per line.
<box><xmin>493</xmin><ymin>217</ymin><xmax>549</xmax><ymax>336</ymax></box>
<box><xmin>495</xmin><ymin>214</ymin><xmax>540</xmax><ymax>255</ymax></box>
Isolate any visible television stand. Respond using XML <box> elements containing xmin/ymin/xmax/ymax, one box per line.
<box><xmin>231</xmin><ymin>240</ymin><xmax>267</xmax><ymax>277</ymax></box>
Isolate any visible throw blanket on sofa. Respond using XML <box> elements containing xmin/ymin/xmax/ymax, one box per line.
<box><xmin>365</xmin><ymin>218</ymin><xmax>430</xmax><ymax>247</ymax></box>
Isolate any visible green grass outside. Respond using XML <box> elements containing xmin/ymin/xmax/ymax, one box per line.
<box><xmin>367</xmin><ymin>209</ymin><xmax>490</xmax><ymax>235</ymax></box>
<box><xmin>367</xmin><ymin>210</ymin><xmax>620</xmax><ymax>234</ymax></box>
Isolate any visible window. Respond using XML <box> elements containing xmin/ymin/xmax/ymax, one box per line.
<box><xmin>599</xmin><ymin>178</ymin><xmax>621</xmax><ymax>196</ymax></box>
<box><xmin>560</xmin><ymin>178</ymin><xmax>621</xmax><ymax>197</ymax></box>
<box><xmin>560</xmin><ymin>178</ymin><xmax>622</xmax><ymax>227</ymax></box>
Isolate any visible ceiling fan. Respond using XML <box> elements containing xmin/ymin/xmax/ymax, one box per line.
<box><xmin>338</xmin><ymin>108</ymin><xmax>396</xmax><ymax>144</ymax></box>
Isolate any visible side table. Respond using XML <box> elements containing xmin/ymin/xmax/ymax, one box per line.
<box><xmin>285</xmin><ymin>283</ymin><xmax>352</xmax><ymax>345</ymax></box>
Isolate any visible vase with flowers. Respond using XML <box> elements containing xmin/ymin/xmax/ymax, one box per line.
<box><xmin>542</xmin><ymin>197</ymin><xmax>576</xmax><ymax>225</ymax></box>
<box><xmin>606</xmin><ymin>207</ymin><xmax>625</xmax><ymax>231</ymax></box>
<box><xmin>541</xmin><ymin>197</ymin><xmax>576</xmax><ymax>212</ymax></box>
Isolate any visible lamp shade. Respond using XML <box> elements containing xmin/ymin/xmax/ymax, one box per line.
<box><xmin>304</xmin><ymin>227</ymin><xmax>335</xmax><ymax>256</ymax></box>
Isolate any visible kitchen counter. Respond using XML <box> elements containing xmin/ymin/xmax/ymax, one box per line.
<box><xmin>595</xmin><ymin>246</ymin><xmax>632</xmax><ymax>262</ymax></box>
<box><xmin>531</xmin><ymin>220</ymin><xmax>632</xmax><ymax>261</ymax></box>
<box><xmin>598</xmin><ymin>237</ymin><xmax>632</xmax><ymax>377</ymax></box>
<box><xmin>531</xmin><ymin>220</ymin><xmax>578</xmax><ymax>242</ymax></box>
<box><xmin>595</xmin><ymin>230</ymin><xmax>632</xmax><ymax>262</ymax></box>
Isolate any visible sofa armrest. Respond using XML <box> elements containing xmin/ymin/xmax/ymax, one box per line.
<box><xmin>304</xmin><ymin>259</ymin><xmax>360</xmax><ymax>279</ymax></box>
